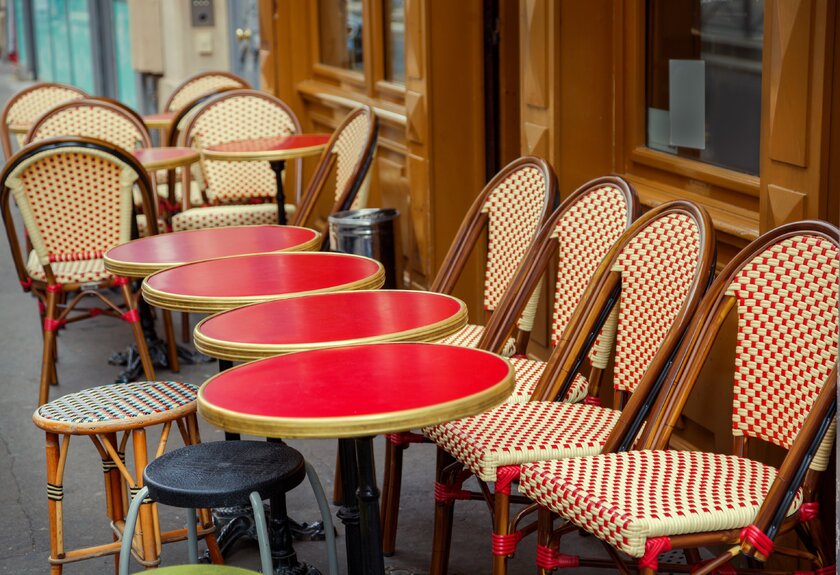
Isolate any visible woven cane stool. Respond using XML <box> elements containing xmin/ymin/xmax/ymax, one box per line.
<box><xmin>119</xmin><ymin>441</ymin><xmax>338</xmax><ymax>575</ymax></box>
<box><xmin>32</xmin><ymin>381</ymin><xmax>208</xmax><ymax>574</ymax></box>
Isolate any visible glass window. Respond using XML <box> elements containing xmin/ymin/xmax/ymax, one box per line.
<box><xmin>383</xmin><ymin>0</ymin><xmax>404</xmax><ymax>84</ymax></box>
<box><xmin>318</xmin><ymin>0</ymin><xmax>364</xmax><ymax>73</ymax></box>
<box><xmin>646</xmin><ymin>0</ymin><xmax>763</xmax><ymax>175</ymax></box>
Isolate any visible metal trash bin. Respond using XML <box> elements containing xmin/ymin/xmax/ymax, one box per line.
<box><xmin>329</xmin><ymin>208</ymin><xmax>400</xmax><ymax>288</ymax></box>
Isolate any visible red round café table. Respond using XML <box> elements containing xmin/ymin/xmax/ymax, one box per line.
<box><xmin>193</xmin><ymin>290</ymin><xmax>468</xmax><ymax>362</ymax></box>
<box><xmin>104</xmin><ymin>225</ymin><xmax>321</xmax><ymax>278</ymax></box>
<box><xmin>141</xmin><ymin>252</ymin><xmax>385</xmax><ymax>314</ymax></box>
<box><xmin>198</xmin><ymin>342</ymin><xmax>514</xmax><ymax>575</ymax></box>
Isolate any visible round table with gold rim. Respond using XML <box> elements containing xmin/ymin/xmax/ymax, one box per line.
<box><xmin>193</xmin><ymin>289</ymin><xmax>468</xmax><ymax>362</ymax></box>
<box><xmin>198</xmin><ymin>342</ymin><xmax>514</xmax><ymax>575</ymax></box>
<box><xmin>202</xmin><ymin>134</ymin><xmax>331</xmax><ymax>225</ymax></box>
<box><xmin>104</xmin><ymin>225</ymin><xmax>322</xmax><ymax>279</ymax></box>
<box><xmin>132</xmin><ymin>146</ymin><xmax>199</xmax><ymax>171</ymax></box>
<box><xmin>141</xmin><ymin>251</ymin><xmax>385</xmax><ymax>315</ymax></box>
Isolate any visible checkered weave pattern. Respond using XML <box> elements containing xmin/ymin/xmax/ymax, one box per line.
<box><xmin>549</xmin><ymin>185</ymin><xmax>629</xmax><ymax>346</ymax></box>
<box><xmin>171</xmin><ymin>203</ymin><xmax>294</xmax><ymax>232</ymax></box>
<box><xmin>424</xmin><ymin>401</ymin><xmax>619</xmax><ymax>482</ymax></box>
<box><xmin>6</xmin><ymin>85</ymin><xmax>86</xmax><ymax>145</ymax></box>
<box><xmin>482</xmin><ymin>166</ymin><xmax>547</xmax><ymax>311</ymax></box>
<box><xmin>26</xmin><ymin>250</ymin><xmax>110</xmax><ymax>284</ymax></box>
<box><xmin>439</xmin><ymin>323</ymin><xmax>517</xmax><ymax>357</ymax></box>
<box><xmin>36</xmin><ymin>381</ymin><xmax>198</xmax><ymax>425</ymax></box>
<box><xmin>332</xmin><ymin>111</ymin><xmax>372</xmax><ymax>208</ymax></box>
<box><xmin>167</xmin><ymin>75</ymin><xmax>248</xmax><ymax>112</ymax></box>
<box><xmin>729</xmin><ymin>235</ymin><xmax>839</xmax><ymax>451</ymax></box>
<box><xmin>189</xmin><ymin>95</ymin><xmax>298</xmax><ymax>203</ymax></box>
<box><xmin>28</xmin><ymin>105</ymin><xmax>148</xmax><ymax>152</ymax></box>
<box><xmin>519</xmin><ymin>450</ymin><xmax>803</xmax><ymax>558</ymax></box>
<box><xmin>7</xmin><ymin>148</ymin><xmax>135</xmax><ymax>267</ymax></box>
<box><xmin>506</xmin><ymin>356</ymin><xmax>589</xmax><ymax>404</ymax></box>
<box><xmin>612</xmin><ymin>213</ymin><xmax>700</xmax><ymax>393</ymax></box>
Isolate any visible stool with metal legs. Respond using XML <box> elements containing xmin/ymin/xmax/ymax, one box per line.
<box><xmin>119</xmin><ymin>440</ymin><xmax>338</xmax><ymax>575</ymax></box>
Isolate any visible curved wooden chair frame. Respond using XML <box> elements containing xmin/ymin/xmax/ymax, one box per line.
<box><xmin>558</xmin><ymin>220</ymin><xmax>838</xmax><ymax>575</ymax></box>
<box><xmin>429</xmin><ymin>200</ymin><xmax>717</xmax><ymax>575</ymax></box>
<box><xmin>1</xmin><ymin>82</ymin><xmax>88</xmax><ymax>160</ymax></box>
<box><xmin>163</xmin><ymin>70</ymin><xmax>250</xmax><ymax>113</ymax></box>
<box><xmin>0</xmin><ymin>137</ymin><xmax>160</xmax><ymax>405</ymax></box>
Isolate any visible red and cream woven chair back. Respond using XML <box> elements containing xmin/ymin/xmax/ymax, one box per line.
<box><xmin>1</xmin><ymin>82</ymin><xmax>87</xmax><ymax>159</ymax></box>
<box><xmin>639</xmin><ymin>221</ymin><xmax>839</xmax><ymax>460</ymax></box>
<box><xmin>182</xmin><ymin>89</ymin><xmax>301</xmax><ymax>206</ymax></box>
<box><xmin>25</xmin><ymin>98</ymin><xmax>152</xmax><ymax>153</ymax></box>
<box><xmin>291</xmin><ymin>106</ymin><xmax>378</xmax><ymax>229</ymax></box>
<box><xmin>0</xmin><ymin>137</ymin><xmax>158</xmax><ymax>287</ymax></box>
<box><xmin>533</xmin><ymin>200</ymin><xmax>716</xmax><ymax>407</ymax></box>
<box><xmin>163</xmin><ymin>71</ymin><xmax>250</xmax><ymax>113</ymax></box>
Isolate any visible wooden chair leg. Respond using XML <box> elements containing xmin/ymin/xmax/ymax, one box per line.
<box><xmin>381</xmin><ymin>440</ymin><xmax>404</xmax><ymax>556</ymax></box>
<box><xmin>536</xmin><ymin>507</ymin><xmax>553</xmax><ymax>575</ymax></box>
<box><xmin>45</xmin><ymin>432</ymin><xmax>64</xmax><ymax>575</ymax></box>
<box><xmin>119</xmin><ymin>283</ymin><xmax>155</xmax><ymax>381</ymax></box>
<box><xmin>430</xmin><ymin>448</ymin><xmax>457</xmax><ymax>575</ymax></box>
<box><xmin>100</xmin><ymin>433</ymin><xmax>125</xmax><ymax>574</ymax></box>
<box><xmin>131</xmin><ymin>428</ymin><xmax>158</xmax><ymax>565</ymax></box>
<box><xmin>161</xmin><ymin>310</ymin><xmax>180</xmax><ymax>373</ymax></box>
<box><xmin>39</xmin><ymin>289</ymin><xmax>59</xmax><ymax>406</ymax></box>
<box><xmin>491</xmin><ymin>489</ymin><xmax>511</xmax><ymax>575</ymax></box>
<box><xmin>181</xmin><ymin>312</ymin><xmax>190</xmax><ymax>343</ymax></box>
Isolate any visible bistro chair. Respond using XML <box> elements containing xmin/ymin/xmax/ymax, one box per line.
<box><xmin>163</xmin><ymin>71</ymin><xmax>250</xmax><ymax>114</ymax></box>
<box><xmin>519</xmin><ymin>221</ymin><xmax>838</xmax><ymax>575</ymax></box>
<box><xmin>119</xmin><ymin>441</ymin><xmax>338</xmax><ymax>575</ymax></box>
<box><xmin>171</xmin><ymin>89</ymin><xmax>303</xmax><ymax>231</ymax></box>
<box><xmin>380</xmin><ymin>174</ymin><xmax>637</xmax><ymax>555</ymax></box>
<box><xmin>0</xmin><ymin>82</ymin><xmax>87</xmax><ymax>159</ymax></box>
<box><xmin>32</xmin><ymin>380</ymin><xmax>207</xmax><ymax>574</ymax></box>
<box><xmin>425</xmin><ymin>200</ymin><xmax>716</xmax><ymax>575</ymax></box>
<box><xmin>0</xmin><ymin>137</ymin><xmax>159</xmax><ymax>405</ymax></box>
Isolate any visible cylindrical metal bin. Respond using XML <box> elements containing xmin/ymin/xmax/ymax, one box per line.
<box><xmin>329</xmin><ymin>208</ymin><xmax>400</xmax><ymax>288</ymax></box>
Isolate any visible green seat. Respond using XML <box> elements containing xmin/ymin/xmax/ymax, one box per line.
<box><xmin>153</xmin><ymin>567</ymin><xmax>258</xmax><ymax>574</ymax></box>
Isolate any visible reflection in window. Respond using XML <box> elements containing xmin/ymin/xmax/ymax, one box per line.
<box><xmin>646</xmin><ymin>0</ymin><xmax>763</xmax><ymax>175</ymax></box>
<box><xmin>384</xmin><ymin>0</ymin><xmax>405</xmax><ymax>84</ymax></box>
<box><xmin>319</xmin><ymin>0</ymin><xmax>364</xmax><ymax>72</ymax></box>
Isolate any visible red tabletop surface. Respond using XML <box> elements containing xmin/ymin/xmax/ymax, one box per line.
<box><xmin>107</xmin><ymin>226</ymin><xmax>319</xmax><ymax>268</ymax></box>
<box><xmin>198</xmin><ymin>343</ymin><xmax>513</xmax><ymax>437</ymax></box>
<box><xmin>206</xmin><ymin>134</ymin><xmax>331</xmax><ymax>154</ymax></box>
<box><xmin>132</xmin><ymin>147</ymin><xmax>197</xmax><ymax>165</ymax></box>
<box><xmin>145</xmin><ymin>252</ymin><xmax>381</xmax><ymax>298</ymax></box>
<box><xmin>198</xmin><ymin>290</ymin><xmax>464</xmax><ymax>345</ymax></box>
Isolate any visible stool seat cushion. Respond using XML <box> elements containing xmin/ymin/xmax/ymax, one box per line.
<box><xmin>33</xmin><ymin>381</ymin><xmax>198</xmax><ymax>434</ymax></box>
<box><xmin>152</xmin><ymin>566</ymin><xmax>258</xmax><ymax>574</ymax></box>
<box><xmin>143</xmin><ymin>440</ymin><xmax>306</xmax><ymax>509</ymax></box>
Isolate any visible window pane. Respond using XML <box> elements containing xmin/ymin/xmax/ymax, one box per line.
<box><xmin>384</xmin><ymin>0</ymin><xmax>404</xmax><ymax>84</ymax></box>
<box><xmin>318</xmin><ymin>0</ymin><xmax>364</xmax><ymax>73</ymax></box>
<box><xmin>646</xmin><ymin>0</ymin><xmax>763</xmax><ymax>175</ymax></box>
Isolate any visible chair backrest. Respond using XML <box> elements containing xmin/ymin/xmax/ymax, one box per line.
<box><xmin>166</xmin><ymin>87</ymin><xmax>241</xmax><ymax>147</ymax></box>
<box><xmin>0</xmin><ymin>137</ymin><xmax>158</xmax><ymax>285</ymax></box>
<box><xmin>291</xmin><ymin>106</ymin><xmax>379</xmax><ymax>230</ymax></box>
<box><xmin>163</xmin><ymin>71</ymin><xmax>250</xmax><ymax>113</ymax></box>
<box><xmin>479</xmin><ymin>176</ymin><xmax>636</xmax><ymax>358</ymax></box>
<box><xmin>430</xmin><ymin>157</ymin><xmax>557</xmax><ymax>325</ymax></box>
<box><xmin>182</xmin><ymin>89</ymin><xmax>301</xmax><ymax>204</ymax></box>
<box><xmin>1</xmin><ymin>82</ymin><xmax>87</xmax><ymax>158</ymax></box>
<box><xmin>26</xmin><ymin>98</ymin><xmax>152</xmax><ymax>153</ymax></box>
<box><xmin>636</xmin><ymin>221</ymin><xmax>839</xmax><ymax>458</ymax></box>
<box><xmin>531</xmin><ymin>201</ymin><xmax>716</xmax><ymax>411</ymax></box>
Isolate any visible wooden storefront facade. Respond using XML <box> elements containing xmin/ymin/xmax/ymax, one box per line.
<box><xmin>257</xmin><ymin>0</ymin><xmax>838</xmax><ymax>480</ymax></box>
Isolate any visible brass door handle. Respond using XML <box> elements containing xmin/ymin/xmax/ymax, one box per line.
<box><xmin>235</xmin><ymin>28</ymin><xmax>252</xmax><ymax>41</ymax></box>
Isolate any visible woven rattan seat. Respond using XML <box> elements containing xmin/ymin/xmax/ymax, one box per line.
<box><xmin>33</xmin><ymin>381</ymin><xmax>198</xmax><ymax>434</ymax></box>
<box><xmin>506</xmin><ymin>357</ymin><xmax>589</xmax><ymax>404</ymax></box>
<box><xmin>520</xmin><ymin>450</ymin><xmax>803</xmax><ymax>559</ymax></box>
<box><xmin>439</xmin><ymin>323</ymin><xmax>517</xmax><ymax>357</ymax></box>
<box><xmin>143</xmin><ymin>441</ymin><xmax>305</xmax><ymax>509</ymax></box>
<box><xmin>25</xmin><ymin>250</ymin><xmax>111</xmax><ymax>284</ymax></box>
<box><xmin>425</xmin><ymin>401</ymin><xmax>620</xmax><ymax>482</ymax></box>
<box><xmin>171</xmin><ymin>203</ymin><xmax>281</xmax><ymax>232</ymax></box>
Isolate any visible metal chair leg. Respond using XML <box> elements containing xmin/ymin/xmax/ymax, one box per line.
<box><xmin>305</xmin><ymin>461</ymin><xmax>339</xmax><ymax>575</ymax></box>
<box><xmin>249</xmin><ymin>491</ymin><xmax>274</xmax><ymax>575</ymax></box>
<box><xmin>119</xmin><ymin>485</ymin><xmax>150</xmax><ymax>575</ymax></box>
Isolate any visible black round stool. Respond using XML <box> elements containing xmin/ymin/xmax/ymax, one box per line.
<box><xmin>119</xmin><ymin>441</ymin><xmax>337</xmax><ymax>575</ymax></box>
